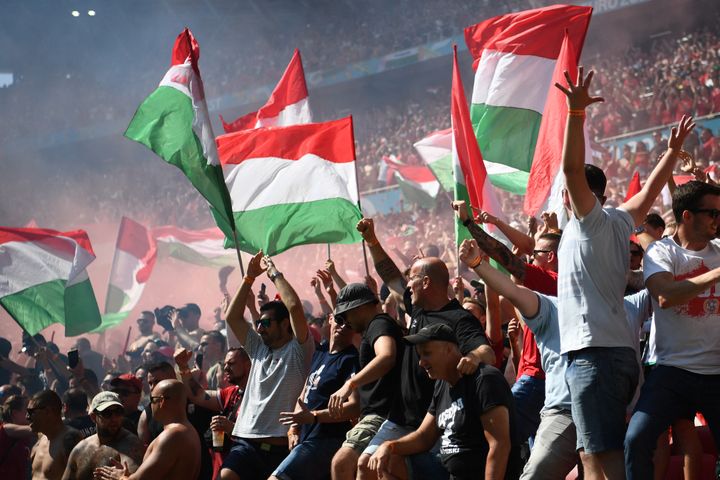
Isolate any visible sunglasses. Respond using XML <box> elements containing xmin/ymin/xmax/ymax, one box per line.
<box><xmin>334</xmin><ymin>314</ymin><xmax>346</xmax><ymax>326</ymax></box>
<box><xmin>149</xmin><ymin>395</ymin><xmax>168</xmax><ymax>404</ymax></box>
<box><xmin>691</xmin><ymin>208</ymin><xmax>720</xmax><ymax>219</ymax></box>
<box><xmin>532</xmin><ymin>249</ymin><xmax>553</xmax><ymax>256</ymax></box>
<box><xmin>96</xmin><ymin>408</ymin><xmax>124</xmax><ymax>419</ymax></box>
<box><xmin>254</xmin><ymin>317</ymin><xmax>280</xmax><ymax>328</ymax></box>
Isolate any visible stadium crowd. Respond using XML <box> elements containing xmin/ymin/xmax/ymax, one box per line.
<box><xmin>2</xmin><ymin>67</ymin><xmax>720</xmax><ymax>479</ymax></box>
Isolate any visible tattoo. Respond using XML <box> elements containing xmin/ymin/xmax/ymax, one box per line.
<box><xmin>188</xmin><ymin>377</ymin><xmax>202</xmax><ymax>396</ymax></box>
<box><xmin>374</xmin><ymin>257</ymin><xmax>404</xmax><ymax>285</ymax></box>
<box><xmin>466</xmin><ymin>222</ymin><xmax>526</xmax><ymax>279</ymax></box>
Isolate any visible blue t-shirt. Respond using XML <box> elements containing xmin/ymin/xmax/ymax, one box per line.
<box><xmin>301</xmin><ymin>344</ymin><xmax>359</xmax><ymax>442</ymax></box>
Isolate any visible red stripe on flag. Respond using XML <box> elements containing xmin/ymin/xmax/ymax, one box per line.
<box><xmin>396</xmin><ymin>165</ymin><xmax>437</xmax><ymax>183</ymax></box>
<box><xmin>451</xmin><ymin>45</ymin><xmax>487</xmax><ymax>211</ymax></box>
<box><xmin>0</xmin><ymin>227</ymin><xmax>95</xmax><ymax>257</ymax></box>
<box><xmin>115</xmin><ymin>217</ymin><xmax>157</xmax><ymax>283</ymax></box>
<box><xmin>171</xmin><ymin>28</ymin><xmax>200</xmax><ymax>73</ymax></box>
<box><xmin>217</xmin><ymin>117</ymin><xmax>356</xmax><ymax>165</ymax></box>
<box><xmin>624</xmin><ymin>171</ymin><xmax>642</xmax><ymax>202</ymax></box>
<box><xmin>258</xmin><ymin>49</ymin><xmax>309</xmax><ymax>119</ymax></box>
<box><xmin>464</xmin><ymin>5</ymin><xmax>592</xmax><ymax>65</ymax></box>
<box><xmin>152</xmin><ymin>226</ymin><xmax>226</xmax><ymax>243</ymax></box>
<box><xmin>220</xmin><ymin>111</ymin><xmax>258</xmax><ymax>134</ymax></box>
<box><xmin>524</xmin><ymin>30</ymin><xmax>577</xmax><ymax>216</ymax></box>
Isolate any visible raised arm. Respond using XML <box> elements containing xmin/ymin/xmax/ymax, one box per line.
<box><xmin>452</xmin><ymin>201</ymin><xmax>527</xmax><ymax>280</ymax></box>
<box><xmin>554</xmin><ymin>68</ymin><xmax>605</xmax><ymax>218</ymax></box>
<box><xmin>621</xmin><ymin>116</ymin><xmax>696</xmax><ymax>225</ymax></box>
<box><xmin>646</xmin><ymin>268</ymin><xmax>720</xmax><ymax>309</ymax></box>
<box><xmin>311</xmin><ymin>277</ymin><xmax>333</xmax><ymax>316</ymax></box>
<box><xmin>484</xmin><ymin>286</ymin><xmax>503</xmax><ymax>350</ymax></box>
<box><xmin>325</xmin><ymin>259</ymin><xmax>347</xmax><ymax>290</ymax></box>
<box><xmin>458</xmin><ymin>239</ymin><xmax>539</xmax><ymax>318</ymax></box>
<box><xmin>479</xmin><ymin>211</ymin><xmax>535</xmax><ymax>256</ymax></box>
<box><xmin>226</xmin><ymin>251</ymin><xmax>265</xmax><ymax>345</ymax></box>
<box><xmin>356</xmin><ymin>218</ymin><xmax>406</xmax><ymax>298</ymax></box>
<box><xmin>264</xmin><ymin>256</ymin><xmax>309</xmax><ymax>344</ymax></box>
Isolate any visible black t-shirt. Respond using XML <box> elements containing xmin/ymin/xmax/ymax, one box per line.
<box><xmin>388</xmin><ymin>289</ymin><xmax>489</xmax><ymax>428</ymax></box>
<box><xmin>359</xmin><ymin>314</ymin><xmax>403</xmax><ymax>417</ymax></box>
<box><xmin>301</xmin><ymin>344</ymin><xmax>359</xmax><ymax>442</ymax></box>
<box><xmin>428</xmin><ymin>365</ymin><xmax>520</xmax><ymax>480</ymax></box>
<box><xmin>122</xmin><ymin>409</ymin><xmax>142</xmax><ymax>436</ymax></box>
<box><xmin>64</xmin><ymin>415</ymin><xmax>96</xmax><ymax>438</ymax></box>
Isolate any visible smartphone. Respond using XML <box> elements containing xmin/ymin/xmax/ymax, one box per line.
<box><xmin>260</xmin><ymin>283</ymin><xmax>267</xmax><ymax>296</ymax></box>
<box><xmin>68</xmin><ymin>349</ymin><xmax>79</xmax><ymax>369</ymax></box>
<box><xmin>195</xmin><ymin>353</ymin><xmax>204</xmax><ymax>370</ymax></box>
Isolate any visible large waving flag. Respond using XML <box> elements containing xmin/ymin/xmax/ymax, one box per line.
<box><xmin>465</xmin><ymin>5</ymin><xmax>592</xmax><ymax>194</ymax></box>
<box><xmin>98</xmin><ymin>218</ymin><xmax>157</xmax><ymax>332</ymax></box>
<box><xmin>220</xmin><ymin>49</ymin><xmax>312</xmax><ymax>133</ymax></box>
<box><xmin>451</xmin><ymin>46</ymin><xmax>506</xmax><ymax>246</ymax></box>
<box><xmin>216</xmin><ymin>117</ymin><xmax>363</xmax><ymax>255</ymax></box>
<box><xmin>383</xmin><ymin>156</ymin><xmax>440</xmax><ymax>209</ymax></box>
<box><xmin>0</xmin><ymin>228</ymin><xmax>102</xmax><ymax>336</ymax></box>
<box><xmin>414</xmin><ymin>128</ymin><xmax>453</xmax><ymax>191</ymax></box>
<box><xmin>153</xmin><ymin>226</ymin><xmax>235</xmax><ymax>267</ymax></box>
<box><xmin>125</xmin><ymin>28</ymin><xmax>236</xmax><ymax>243</ymax></box>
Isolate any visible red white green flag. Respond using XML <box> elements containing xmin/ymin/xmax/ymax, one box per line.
<box><xmin>216</xmin><ymin>117</ymin><xmax>363</xmax><ymax>255</ymax></box>
<box><xmin>153</xmin><ymin>226</ymin><xmax>235</xmax><ymax>268</ymax></box>
<box><xmin>0</xmin><ymin>227</ymin><xmax>102</xmax><ymax>336</ymax></box>
<box><xmin>220</xmin><ymin>49</ymin><xmax>312</xmax><ymax>132</ymax></box>
<box><xmin>98</xmin><ymin>217</ymin><xmax>157</xmax><ymax>331</ymax></box>
<box><xmin>383</xmin><ymin>156</ymin><xmax>440</xmax><ymax>209</ymax></box>
<box><xmin>413</xmin><ymin>128</ymin><xmax>453</xmax><ymax>191</ymax></box>
<box><xmin>465</xmin><ymin>5</ymin><xmax>592</xmax><ymax>194</ymax></box>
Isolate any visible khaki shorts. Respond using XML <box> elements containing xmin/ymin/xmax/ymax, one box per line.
<box><xmin>341</xmin><ymin>414</ymin><xmax>386</xmax><ymax>452</ymax></box>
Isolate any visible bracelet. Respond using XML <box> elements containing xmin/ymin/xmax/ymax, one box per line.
<box><xmin>568</xmin><ymin>109</ymin><xmax>586</xmax><ymax>118</ymax></box>
<box><xmin>243</xmin><ymin>275</ymin><xmax>255</xmax><ymax>285</ymax></box>
<box><xmin>268</xmin><ymin>270</ymin><xmax>284</xmax><ymax>282</ymax></box>
<box><xmin>467</xmin><ymin>255</ymin><xmax>488</xmax><ymax>269</ymax></box>
<box><xmin>365</xmin><ymin>238</ymin><xmax>379</xmax><ymax>247</ymax></box>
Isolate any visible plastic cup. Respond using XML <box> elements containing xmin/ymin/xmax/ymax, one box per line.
<box><xmin>211</xmin><ymin>416</ymin><xmax>224</xmax><ymax>451</ymax></box>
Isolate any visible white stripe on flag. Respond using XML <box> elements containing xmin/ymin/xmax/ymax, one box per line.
<box><xmin>256</xmin><ymin>98</ymin><xmax>313</xmax><ymax>128</ymax></box>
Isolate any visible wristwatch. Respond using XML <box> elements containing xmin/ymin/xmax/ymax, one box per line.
<box><xmin>268</xmin><ymin>269</ymin><xmax>284</xmax><ymax>282</ymax></box>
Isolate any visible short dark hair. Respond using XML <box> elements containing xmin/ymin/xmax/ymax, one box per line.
<box><xmin>62</xmin><ymin>388</ymin><xmax>88</xmax><ymax>414</ymax></box>
<box><xmin>537</xmin><ymin>232</ymin><xmax>562</xmax><ymax>251</ymax></box>
<box><xmin>260</xmin><ymin>301</ymin><xmax>290</xmax><ymax>322</ymax></box>
<box><xmin>644</xmin><ymin>212</ymin><xmax>666</xmax><ymax>230</ymax></box>
<box><xmin>1</xmin><ymin>395</ymin><xmax>27</xmax><ymax>422</ymax></box>
<box><xmin>227</xmin><ymin>347</ymin><xmax>250</xmax><ymax>363</ymax></box>
<box><xmin>140</xmin><ymin>311</ymin><xmax>155</xmax><ymax>319</ymax></box>
<box><xmin>147</xmin><ymin>361</ymin><xmax>175</xmax><ymax>376</ymax></box>
<box><xmin>0</xmin><ymin>337</ymin><xmax>11</xmax><ymax>357</ymax></box>
<box><xmin>205</xmin><ymin>330</ymin><xmax>227</xmax><ymax>352</ymax></box>
<box><xmin>31</xmin><ymin>390</ymin><xmax>62</xmax><ymax>413</ymax></box>
<box><xmin>672</xmin><ymin>181</ymin><xmax>720</xmax><ymax>223</ymax></box>
<box><xmin>585</xmin><ymin>164</ymin><xmax>607</xmax><ymax>198</ymax></box>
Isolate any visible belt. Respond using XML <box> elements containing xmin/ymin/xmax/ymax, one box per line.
<box><xmin>247</xmin><ymin>439</ymin><xmax>288</xmax><ymax>452</ymax></box>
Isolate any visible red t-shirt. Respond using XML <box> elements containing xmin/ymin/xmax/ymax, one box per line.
<box><xmin>515</xmin><ymin>264</ymin><xmax>559</xmax><ymax>380</ymax></box>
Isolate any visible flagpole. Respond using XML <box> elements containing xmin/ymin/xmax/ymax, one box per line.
<box><xmin>231</xmin><ymin>229</ymin><xmax>246</xmax><ymax>277</ymax></box>
<box><xmin>326</xmin><ymin>244</ymin><xmax>331</xmax><ymax>261</ymax></box>
<box><xmin>348</xmin><ymin>116</ymin><xmax>371</xmax><ymax>277</ymax></box>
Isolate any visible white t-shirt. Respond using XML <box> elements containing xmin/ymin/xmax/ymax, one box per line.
<box><xmin>232</xmin><ymin>329</ymin><xmax>315</xmax><ymax>438</ymax></box>
<box><xmin>557</xmin><ymin>200</ymin><xmax>636</xmax><ymax>353</ymax></box>
<box><xmin>643</xmin><ymin>237</ymin><xmax>720</xmax><ymax>374</ymax></box>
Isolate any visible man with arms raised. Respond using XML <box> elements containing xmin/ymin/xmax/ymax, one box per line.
<box><xmin>29</xmin><ymin>390</ymin><xmax>84</xmax><ymax>480</ymax></box>
<box><xmin>94</xmin><ymin>379</ymin><xmax>201</xmax><ymax>480</ymax></box>
<box><xmin>62</xmin><ymin>392</ymin><xmax>144</xmax><ymax>480</ymax></box>
<box><xmin>555</xmin><ymin>68</ymin><xmax>694</xmax><ymax>479</ymax></box>
<box><xmin>221</xmin><ymin>252</ymin><xmax>314</xmax><ymax>480</ymax></box>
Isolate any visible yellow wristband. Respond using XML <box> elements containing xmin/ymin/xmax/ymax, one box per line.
<box><xmin>467</xmin><ymin>255</ymin><xmax>488</xmax><ymax>269</ymax></box>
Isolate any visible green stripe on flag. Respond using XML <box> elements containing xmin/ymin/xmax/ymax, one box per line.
<box><xmin>428</xmin><ymin>154</ymin><xmax>454</xmax><ymax>192</ymax></box>
<box><xmin>233</xmin><ymin>198</ymin><xmax>363</xmax><ymax>256</ymax></box>
<box><xmin>453</xmin><ymin>183</ymin><xmax>473</xmax><ymax>247</ymax></box>
<box><xmin>470</xmin><ymin>103</ymin><xmax>542</xmax><ymax>193</ymax></box>
<box><xmin>395</xmin><ymin>175</ymin><xmax>437</xmax><ymax>210</ymax></box>
<box><xmin>158</xmin><ymin>243</ymin><xmax>235</xmax><ymax>268</ymax></box>
<box><xmin>104</xmin><ymin>284</ymin><xmax>132</xmax><ymax>316</ymax></box>
<box><xmin>92</xmin><ymin>312</ymin><xmax>130</xmax><ymax>333</ymax></box>
<box><xmin>488</xmin><ymin>171</ymin><xmax>530</xmax><ymax>195</ymax></box>
<box><xmin>1</xmin><ymin>279</ymin><xmax>101</xmax><ymax>336</ymax></box>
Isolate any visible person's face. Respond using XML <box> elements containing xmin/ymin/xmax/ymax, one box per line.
<box><xmin>255</xmin><ymin>312</ymin><xmax>286</xmax><ymax>347</ymax></box>
<box><xmin>687</xmin><ymin>194</ymin><xmax>720</xmax><ymax>242</ymax></box>
<box><xmin>142</xmin><ymin>342</ymin><xmax>158</xmax><ymax>364</ymax></box>
<box><xmin>200</xmin><ymin>335</ymin><xmax>222</xmax><ymax>360</ymax></box>
<box><xmin>92</xmin><ymin>406</ymin><xmax>124</xmax><ymax>438</ymax></box>
<box><xmin>180</xmin><ymin>311</ymin><xmax>199</xmax><ymax>330</ymax></box>
<box><xmin>149</xmin><ymin>387</ymin><xmax>167</xmax><ymax>418</ymax></box>
<box><xmin>111</xmin><ymin>383</ymin><xmax>141</xmax><ymax>412</ymax></box>
<box><xmin>462</xmin><ymin>302</ymin><xmax>486</xmax><ymax>329</ymax></box>
<box><xmin>629</xmin><ymin>243</ymin><xmax>644</xmax><ymax>270</ymax></box>
<box><xmin>10</xmin><ymin>398</ymin><xmax>28</xmax><ymax>426</ymax></box>
<box><xmin>222</xmin><ymin>351</ymin><xmax>248</xmax><ymax>386</ymax></box>
<box><xmin>26</xmin><ymin>401</ymin><xmax>51</xmax><ymax>433</ymax></box>
<box><xmin>416</xmin><ymin>342</ymin><xmax>450</xmax><ymax>380</ymax></box>
<box><xmin>407</xmin><ymin>263</ymin><xmax>428</xmax><ymax>306</ymax></box>
<box><xmin>531</xmin><ymin>239</ymin><xmax>556</xmax><ymax>270</ymax></box>
<box><xmin>330</xmin><ymin>314</ymin><xmax>354</xmax><ymax>348</ymax></box>
<box><xmin>137</xmin><ymin>314</ymin><xmax>154</xmax><ymax>335</ymax></box>
<box><xmin>147</xmin><ymin>370</ymin><xmax>174</xmax><ymax>391</ymax></box>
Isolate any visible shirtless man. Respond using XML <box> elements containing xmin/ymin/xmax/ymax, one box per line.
<box><xmin>93</xmin><ymin>379</ymin><xmax>201</xmax><ymax>480</ymax></box>
<box><xmin>62</xmin><ymin>392</ymin><xmax>145</xmax><ymax>480</ymax></box>
<box><xmin>126</xmin><ymin>312</ymin><xmax>160</xmax><ymax>361</ymax></box>
<box><xmin>29</xmin><ymin>390</ymin><xmax>83</xmax><ymax>480</ymax></box>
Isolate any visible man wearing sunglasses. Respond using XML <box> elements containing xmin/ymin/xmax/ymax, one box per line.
<box><xmin>28</xmin><ymin>390</ymin><xmax>83</xmax><ymax>480</ymax></box>
<box><xmin>221</xmin><ymin>252</ymin><xmax>315</xmax><ymax>480</ymax></box>
<box><xmin>626</xmin><ymin>180</ymin><xmax>720</xmax><ymax>478</ymax></box>
<box><xmin>62</xmin><ymin>392</ymin><xmax>144</xmax><ymax>480</ymax></box>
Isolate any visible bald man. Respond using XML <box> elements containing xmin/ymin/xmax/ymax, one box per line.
<box><xmin>94</xmin><ymin>380</ymin><xmax>201</xmax><ymax>480</ymax></box>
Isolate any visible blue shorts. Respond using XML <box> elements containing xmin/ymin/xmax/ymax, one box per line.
<box><xmin>222</xmin><ymin>438</ymin><xmax>288</xmax><ymax>480</ymax></box>
<box><xmin>272</xmin><ymin>436</ymin><xmax>343</xmax><ymax>480</ymax></box>
<box><xmin>565</xmin><ymin>347</ymin><xmax>639</xmax><ymax>454</ymax></box>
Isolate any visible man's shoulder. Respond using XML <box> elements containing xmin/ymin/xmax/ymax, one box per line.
<box><xmin>61</xmin><ymin>426</ymin><xmax>83</xmax><ymax>452</ymax></box>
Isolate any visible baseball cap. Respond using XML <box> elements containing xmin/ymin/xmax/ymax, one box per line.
<box><xmin>110</xmin><ymin>374</ymin><xmax>143</xmax><ymax>393</ymax></box>
<box><xmin>404</xmin><ymin>324</ymin><xmax>458</xmax><ymax>345</ymax></box>
<box><xmin>334</xmin><ymin>283</ymin><xmax>378</xmax><ymax>316</ymax></box>
<box><xmin>90</xmin><ymin>391</ymin><xmax>123</xmax><ymax>412</ymax></box>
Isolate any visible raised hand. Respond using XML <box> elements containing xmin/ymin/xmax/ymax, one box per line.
<box><xmin>667</xmin><ymin>115</ymin><xmax>696</xmax><ymax>151</ymax></box>
<box><xmin>458</xmin><ymin>239</ymin><xmax>485</xmax><ymax>267</ymax></box>
<box><xmin>554</xmin><ymin>67</ymin><xmax>604</xmax><ymax>110</ymax></box>
<box><xmin>365</xmin><ymin>275</ymin><xmax>379</xmax><ymax>295</ymax></box>
<box><xmin>507</xmin><ymin>318</ymin><xmax>520</xmax><ymax>343</ymax></box>
<box><xmin>478</xmin><ymin>211</ymin><xmax>498</xmax><ymax>225</ymax></box>
<box><xmin>174</xmin><ymin>349</ymin><xmax>193</xmax><ymax>370</ymax></box>
<box><xmin>451</xmin><ymin>200</ymin><xmax>470</xmax><ymax>223</ymax></box>
<box><xmin>452</xmin><ymin>276</ymin><xmax>464</xmax><ymax>295</ymax></box>
<box><xmin>316</xmin><ymin>270</ymin><xmax>333</xmax><ymax>291</ymax></box>
<box><xmin>356</xmin><ymin>218</ymin><xmax>378</xmax><ymax>244</ymax></box>
<box><xmin>310</xmin><ymin>277</ymin><xmax>322</xmax><ymax>296</ymax></box>
<box><xmin>325</xmin><ymin>259</ymin><xmax>337</xmax><ymax>274</ymax></box>
<box><xmin>246</xmin><ymin>251</ymin><xmax>266</xmax><ymax>278</ymax></box>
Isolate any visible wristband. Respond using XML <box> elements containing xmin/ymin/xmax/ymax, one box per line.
<box><xmin>568</xmin><ymin>109</ymin><xmax>586</xmax><ymax>118</ymax></box>
<box><xmin>268</xmin><ymin>270</ymin><xmax>284</xmax><ymax>282</ymax></box>
<box><xmin>467</xmin><ymin>255</ymin><xmax>488</xmax><ymax>269</ymax></box>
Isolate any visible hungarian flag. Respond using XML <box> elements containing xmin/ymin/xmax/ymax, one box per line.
<box><xmin>153</xmin><ymin>226</ymin><xmax>235</xmax><ymax>268</ymax></box>
<box><xmin>220</xmin><ymin>49</ymin><xmax>312</xmax><ymax>132</ymax></box>
<box><xmin>414</xmin><ymin>128</ymin><xmax>453</xmax><ymax>191</ymax></box>
<box><xmin>0</xmin><ymin>228</ymin><xmax>102</xmax><ymax>336</ymax></box>
<box><xmin>383</xmin><ymin>156</ymin><xmax>440</xmax><ymax>209</ymax></box>
<box><xmin>125</xmin><ymin>28</ymin><xmax>236</xmax><ymax>244</ymax></box>
<box><xmin>216</xmin><ymin>117</ymin><xmax>363</xmax><ymax>255</ymax></box>
<box><xmin>98</xmin><ymin>217</ymin><xmax>157</xmax><ymax>332</ymax></box>
<box><xmin>451</xmin><ymin>46</ymin><xmax>505</xmax><ymax>247</ymax></box>
<box><xmin>465</xmin><ymin>5</ymin><xmax>592</xmax><ymax>194</ymax></box>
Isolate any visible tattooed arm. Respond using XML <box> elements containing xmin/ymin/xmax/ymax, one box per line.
<box><xmin>356</xmin><ymin>218</ymin><xmax>406</xmax><ymax>299</ymax></box>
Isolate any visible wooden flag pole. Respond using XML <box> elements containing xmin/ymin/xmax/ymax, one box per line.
<box><xmin>231</xmin><ymin>230</ymin><xmax>246</xmax><ymax>277</ymax></box>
